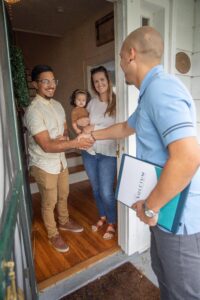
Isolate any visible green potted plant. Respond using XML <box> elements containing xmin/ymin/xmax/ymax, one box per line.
<box><xmin>10</xmin><ymin>45</ymin><xmax>30</xmax><ymax>109</ymax></box>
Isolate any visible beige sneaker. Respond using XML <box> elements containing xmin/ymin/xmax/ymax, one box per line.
<box><xmin>59</xmin><ymin>219</ymin><xmax>84</xmax><ymax>233</ymax></box>
<box><xmin>49</xmin><ymin>234</ymin><xmax>69</xmax><ymax>253</ymax></box>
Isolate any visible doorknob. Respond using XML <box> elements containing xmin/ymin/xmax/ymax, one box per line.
<box><xmin>116</xmin><ymin>144</ymin><xmax>120</xmax><ymax>158</ymax></box>
<box><xmin>116</xmin><ymin>144</ymin><xmax>125</xmax><ymax>158</ymax></box>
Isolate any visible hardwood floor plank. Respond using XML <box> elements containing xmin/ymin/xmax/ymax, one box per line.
<box><xmin>38</xmin><ymin>247</ymin><xmax>120</xmax><ymax>291</ymax></box>
<box><xmin>31</xmin><ymin>180</ymin><xmax>119</xmax><ymax>286</ymax></box>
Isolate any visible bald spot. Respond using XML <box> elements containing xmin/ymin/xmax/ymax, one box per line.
<box><xmin>122</xmin><ymin>26</ymin><xmax>164</xmax><ymax>63</ymax></box>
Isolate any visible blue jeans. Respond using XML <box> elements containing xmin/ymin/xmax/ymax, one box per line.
<box><xmin>82</xmin><ymin>151</ymin><xmax>117</xmax><ymax>224</ymax></box>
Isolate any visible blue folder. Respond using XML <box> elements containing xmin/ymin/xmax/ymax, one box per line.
<box><xmin>115</xmin><ymin>154</ymin><xmax>190</xmax><ymax>234</ymax></box>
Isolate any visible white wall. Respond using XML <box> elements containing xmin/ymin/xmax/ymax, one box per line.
<box><xmin>173</xmin><ymin>0</ymin><xmax>194</xmax><ymax>90</ymax></box>
<box><xmin>192</xmin><ymin>0</ymin><xmax>200</xmax><ymax>140</ymax></box>
<box><xmin>170</xmin><ymin>0</ymin><xmax>200</xmax><ymax>141</ymax></box>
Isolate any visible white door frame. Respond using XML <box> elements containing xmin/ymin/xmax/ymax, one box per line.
<box><xmin>113</xmin><ymin>0</ymin><xmax>172</xmax><ymax>255</ymax></box>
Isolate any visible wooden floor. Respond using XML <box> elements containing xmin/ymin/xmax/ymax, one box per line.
<box><xmin>31</xmin><ymin>180</ymin><xmax>119</xmax><ymax>291</ymax></box>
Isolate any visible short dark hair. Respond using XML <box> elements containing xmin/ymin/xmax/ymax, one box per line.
<box><xmin>70</xmin><ymin>89</ymin><xmax>91</xmax><ymax>107</ymax></box>
<box><xmin>31</xmin><ymin>65</ymin><xmax>54</xmax><ymax>81</ymax></box>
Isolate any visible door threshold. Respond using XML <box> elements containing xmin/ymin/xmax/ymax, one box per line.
<box><xmin>38</xmin><ymin>246</ymin><xmax>121</xmax><ymax>292</ymax></box>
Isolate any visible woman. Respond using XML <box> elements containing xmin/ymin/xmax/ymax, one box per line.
<box><xmin>80</xmin><ymin>66</ymin><xmax>117</xmax><ymax>240</ymax></box>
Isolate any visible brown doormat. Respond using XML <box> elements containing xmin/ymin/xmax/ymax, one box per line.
<box><xmin>61</xmin><ymin>262</ymin><xmax>160</xmax><ymax>300</ymax></box>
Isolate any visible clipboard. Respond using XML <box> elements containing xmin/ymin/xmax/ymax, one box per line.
<box><xmin>115</xmin><ymin>154</ymin><xmax>190</xmax><ymax>233</ymax></box>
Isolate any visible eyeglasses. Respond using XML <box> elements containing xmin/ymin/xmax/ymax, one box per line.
<box><xmin>36</xmin><ymin>79</ymin><xmax>58</xmax><ymax>86</ymax></box>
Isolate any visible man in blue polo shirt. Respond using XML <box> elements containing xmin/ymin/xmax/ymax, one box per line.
<box><xmin>84</xmin><ymin>26</ymin><xmax>200</xmax><ymax>299</ymax></box>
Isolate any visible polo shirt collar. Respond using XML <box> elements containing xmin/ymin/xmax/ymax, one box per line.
<box><xmin>139</xmin><ymin>65</ymin><xmax>163</xmax><ymax>102</ymax></box>
<box><xmin>35</xmin><ymin>94</ymin><xmax>53</xmax><ymax>105</ymax></box>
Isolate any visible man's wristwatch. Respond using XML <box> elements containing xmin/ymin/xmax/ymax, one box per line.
<box><xmin>144</xmin><ymin>202</ymin><xmax>159</xmax><ymax>218</ymax></box>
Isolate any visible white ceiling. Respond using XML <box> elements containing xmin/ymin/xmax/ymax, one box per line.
<box><xmin>7</xmin><ymin>0</ymin><xmax>112</xmax><ymax>37</ymax></box>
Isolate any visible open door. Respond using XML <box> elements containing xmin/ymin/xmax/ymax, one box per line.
<box><xmin>114</xmin><ymin>0</ymin><xmax>171</xmax><ymax>255</ymax></box>
<box><xmin>0</xmin><ymin>1</ymin><xmax>37</xmax><ymax>298</ymax></box>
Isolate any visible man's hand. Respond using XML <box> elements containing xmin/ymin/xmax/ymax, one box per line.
<box><xmin>77</xmin><ymin>133</ymin><xmax>93</xmax><ymax>142</ymax></box>
<box><xmin>76</xmin><ymin>136</ymin><xmax>94</xmax><ymax>150</ymax></box>
<box><xmin>132</xmin><ymin>200</ymin><xmax>158</xmax><ymax>226</ymax></box>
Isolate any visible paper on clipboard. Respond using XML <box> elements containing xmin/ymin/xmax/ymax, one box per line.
<box><xmin>115</xmin><ymin>154</ymin><xmax>190</xmax><ymax>233</ymax></box>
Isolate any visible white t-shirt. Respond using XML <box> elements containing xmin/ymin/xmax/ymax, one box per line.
<box><xmin>87</xmin><ymin>97</ymin><xmax>117</xmax><ymax>157</ymax></box>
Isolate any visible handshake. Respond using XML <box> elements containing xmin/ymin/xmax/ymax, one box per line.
<box><xmin>55</xmin><ymin>125</ymin><xmax>95</xmax><ymax>151</ymax></box>
<box><xmin>75</xmin><ymin>131</ymin><xmax>95</xmax><ymax>150</ymax></box>
<box><xmin>75</xmin><ymin>120</ymin><xmax>96</xmax><ymax>150</ymax></box>
<box><xmin>56</xmin><ymin>121</ymin><xmax>97</xmax><ymax>151</ymax></box>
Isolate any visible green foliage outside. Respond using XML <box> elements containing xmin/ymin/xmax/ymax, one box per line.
<box><xmin>10</xmin><ymin>45</ymin><xmax>29</xmax><ymax>108</ymax></box>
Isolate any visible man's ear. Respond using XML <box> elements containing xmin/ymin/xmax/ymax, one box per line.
<box><xmin>129</xmin><ymin>47</ymin><xmax>136</xmax><ymax>62</ymax></box>
<box><xmin>32</xmin><ymin>81</ymin><xmax>38</xmax><ymax>90</ymax></box>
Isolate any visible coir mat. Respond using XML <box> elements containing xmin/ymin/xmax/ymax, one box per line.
<box><xmin>61</xmin><ymin>262</ymin><xmax>160</xmax><ymax>300</ymax></box>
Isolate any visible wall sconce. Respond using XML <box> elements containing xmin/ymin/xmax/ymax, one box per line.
<box><xmin>4</xmin><ymin>0</ymin><xmax>20</xmax><ymax>3</ymax></box>
<box><xmin>4</xmin><ymin>0</ymin><xmax>21</xmax><ymax>22</ymax></box>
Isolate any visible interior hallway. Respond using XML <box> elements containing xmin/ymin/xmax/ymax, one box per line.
<box><xmin>31</xmin><ymin>179</ymin><xmax>157</xmax><ymax>300</ymax></box>
<box><xmin>31</xmin><ymin>180</ymin><xmax>119</xmax><ymax>291</ymax></box>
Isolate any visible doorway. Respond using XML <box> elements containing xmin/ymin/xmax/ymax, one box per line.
<box><xmin>9</xmin><ymin>0</ymin><xmax>120</xmax><ymax>292</ymax></box>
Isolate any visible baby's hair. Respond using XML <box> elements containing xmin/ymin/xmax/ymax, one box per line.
<box><xmin>70</xmin><ymin>89</ymin><xmax>91</xmax><ymax>107</ymax></box>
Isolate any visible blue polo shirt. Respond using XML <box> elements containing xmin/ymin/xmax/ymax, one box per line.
<box><xmin>128</xmin><ymin>65</ymin><xmax>200</xmax><ymax>235</ymax></box>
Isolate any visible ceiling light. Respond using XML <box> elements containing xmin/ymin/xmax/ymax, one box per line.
<box><xmin>4</xmin><ymin>0</ymin><xmax>21</xmax><ymax>3</ymax></box>
<box><xmin>57</xmin><ymin>6</ymin><xmax>64</xmax><ymax>13</ymax></box>
<box><xmin>4</xmin><ymin>0</ymin><xmax>20</xmax><ymax>22</ymax></box>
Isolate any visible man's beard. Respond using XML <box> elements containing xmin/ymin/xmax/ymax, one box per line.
<box><xmin>44</xmin><ymin>95</ymin><xmax>52</xmax><ymax>100</ymax></box>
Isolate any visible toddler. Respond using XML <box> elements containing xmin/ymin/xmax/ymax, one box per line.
<box><xmin>70</xmin><ymin>89</ymin><xmax>95</xmax><ymax>155</ymax></box>
<box><xmin>70</xmin><ymin>89</ymin><xmax>91</xmax><ymax>134</ymax></box>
